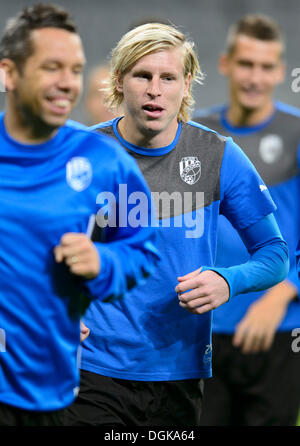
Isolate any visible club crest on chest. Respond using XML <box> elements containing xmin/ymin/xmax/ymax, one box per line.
<box><xmin>66</xmin><ymin>157</ymin><xmax>93</xmax><ymax>192</ymax></box>
<box><xmin>179</xmin><ymin>156</ymin><xmax>201</xmax><ymax>185</ymax></box>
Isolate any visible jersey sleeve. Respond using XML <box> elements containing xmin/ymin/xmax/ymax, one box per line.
<box><xmin>82</xmin><ymin>144</ymin><xmax>160</xmax><ymax>302</ymax></box>
<box><xmin>202</xmin><ymin>214</ymin><xmax>289</xmax><ymax>299</ymax></box>
<box><xmin>201</xmin><ymin>138</ymin><xmax>289</xmax><ymax>299</ymax></box>
<box><xmin>292</xmin><ymin>141</ymin><xmax>300</xmax><ymax>290</ymax></box>
<box><xmin>219</xmin><ymin>137</ymin><xmax>276</xmax><ymax>229</ymax></box>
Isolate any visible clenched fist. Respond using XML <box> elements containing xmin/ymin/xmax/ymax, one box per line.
<box><xmin>54</xmin><ymin>233</ymin><xmax>100</xmax><ymax>279</ymax></box>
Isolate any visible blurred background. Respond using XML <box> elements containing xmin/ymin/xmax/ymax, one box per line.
<box><xmin>0</xmin><ymin>0</ymin><xmax>299</xmax><ymax>124</ymax></box>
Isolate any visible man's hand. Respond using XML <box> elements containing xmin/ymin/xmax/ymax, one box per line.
<box><xmin>233</xmin><ymin>280</ymin><xmax>297</xmax><ymax>354</ymax></box>
<box><xmin>175</xmin><ymin>268</ymin><xmax>230</xmax><ymax>314</ymax></box>
<box><xmin>54</xmin><ymin>233</ymin><xmax>100</xmax><ymax>279</ymax></box>
<box><xmin>80</xmin><ymin>321</ymin><xmax>90</xmax><ymax>342</ymax></box>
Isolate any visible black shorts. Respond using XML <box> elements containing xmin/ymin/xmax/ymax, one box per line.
<box><xmin>63</xmin><ymin>370</ymin><xmax>203</xmax><ymax>426</ymax></box>
<box><xmin>0</xmin><ymin>402</ymin><xmax>66</xmax><ymax>426</ymax></box>
<box><xmin>199</xmin><ymin>331</ymin><xmax>300</xmax><ymax>426</ymax></box>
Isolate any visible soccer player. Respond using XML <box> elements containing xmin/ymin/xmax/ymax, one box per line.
<box><xmin>64</xmin><ymin>22</ymin><xmax>289</xmax><ymax>427</ymax></box>
<box><xmin>193</xmin><ymin>14</ymin><xmax>300</xmax><ymax>426</ymax></box>
<box><xmin>0</xmin><ymin>4</ymin><xmax>159</xmax><ymax>426</ymax></box>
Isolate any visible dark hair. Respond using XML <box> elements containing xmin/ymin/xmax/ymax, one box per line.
<box><xmin>0</xmin><ymin>3</ymin><xmax>78</xmax><ymax>70</ymax></box>
<box><xmin>226</xmin><ymin>14</ymin><xmax>285</xmax><ymax>56</ymax></box>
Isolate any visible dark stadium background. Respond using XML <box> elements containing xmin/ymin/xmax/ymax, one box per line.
<box><xmin>0</xmin><ymin>0</ymin><xmax>300</xmax><ymax>125</ymax></box>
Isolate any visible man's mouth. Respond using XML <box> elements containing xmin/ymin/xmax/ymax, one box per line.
<box><xmin>142</xmin><ymin>104</ymin><xmax>164</xmax><ymax>118</ymax></box>
<box><xmin>241</xmin><ymin>87</ymin><xmax>263</xmax><ymax>98</ymax></box>
<box><xmin>45</xmin><ymin>96</ymin><xmax>73</xmax><ymax>115</ymax></box>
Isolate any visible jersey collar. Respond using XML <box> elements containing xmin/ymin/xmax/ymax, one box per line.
<box><xmin>112</xmin><ymin>117</ymin><xmax>182</xmax><ymax>156</ymax></box>
<box><xmin>221</xmin><ymin>105</ymin><xmax>277</xmax><ymax>136</ymax></box>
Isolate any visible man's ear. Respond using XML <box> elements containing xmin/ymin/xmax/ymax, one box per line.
<box><xmin>218</xmin><ymin>53</ymin><xmax>230</xmax><ymax>77</ymax></box>
<box><xmin>115</xmin><ymin>71</ymin><xmax>123</xmax><ymax>93</ymax></box>
<box><xmin>0</xmin><ymin>59</ymin><xmax>19</xmax><ymax>92</ymax></box>
<box><xmin>183</xmin><ymin>72</ymin><xmax>191</xmax><ymax>98</ymax></box>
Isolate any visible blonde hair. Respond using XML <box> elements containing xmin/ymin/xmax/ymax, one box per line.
<box><xmin>104</xmin><ymin>23</ymin><xmax>204</xmax><ymax>122</ymax></box>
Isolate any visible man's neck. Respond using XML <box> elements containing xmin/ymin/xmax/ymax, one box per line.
<box><xmin>4</xmin><ymin>108</ymin><xmax>58</xmax><ymax>145</ymax></box>
<box><xmin>226</xmin><ymin>101</ymin><xmax>275</xmax><ymax>127</ymax></box>
<box><xmin>117</xmin><ymin>116</ymin><xmax>179</xmax><ymax>149</ymax></box>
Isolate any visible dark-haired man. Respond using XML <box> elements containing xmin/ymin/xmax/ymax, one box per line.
<box><xmin>194</xmin><ymin>14</ymin><xmax>300</xmax><ymax>426</ymax></box>
<box><xmin>0</xmin><ymin>4</ymin><xmax>159</xmax><ymax>426</ymax></box>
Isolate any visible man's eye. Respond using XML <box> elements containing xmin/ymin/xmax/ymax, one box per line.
<box><xmin>162</xmin><ymin>75</ymin><xmax>175</xmax><ymax>81</ymax></box>
<box><xmin>263</xmin><ymin>65</ymin><xmax>275</xmax><ymax>72</ymax></box>
<box><xmin>73</xmin><ymin>68</ymin><xmax>83</xmax><ymax>75</ymax></box>
<box><xmin>238</xmin><ymin>61</ymin><xmax>252</xmax><ymax>68</ymax></box>
<box><xmin>43</xmin><ymin>65</ymin><xmax>58</xmax><ymax>71</ymax></box>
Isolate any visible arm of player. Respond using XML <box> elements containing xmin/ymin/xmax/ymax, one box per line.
<box><xmin>176</xmin><ymin>214</ymin><xmax>289</xmax><ymax>315</ymax></box>
<box><xmin>233</xmin><ymin>280</ymin><xmax>297</xmax><ymax>353</ymax></box>
<box><xmin>176</xmin><ymin>268</ymin><xmax>230</xmax><ymax>314</ymax></box>
<box><xmin>54</xmin><ymin>232</ymin><xmax>100</xmax><ymax>279</ymax></box>
<box><xmin>233</xmin><ymin>220</ymin><xmax>298</xmax><ymax>353</ymax></box>
<box><xmin>71</xmin><ymin>158</ymin><xmax>160</xmax><ymax>302</ymax></box>
<box><xmin>54</xmin><ymin>144</ymin><xmax>160</xmax><ymax>303</ymax></box>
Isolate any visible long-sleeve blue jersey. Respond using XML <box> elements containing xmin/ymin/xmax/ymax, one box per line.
<box><xmin>194</xmin><ymin>101</ymin><xmax>300</xmax><ymax>332</ymax></box>
<box><xmin>79</xmin><ymin>118</ymin><xmax>288</xmax><ymax>382</ymax></box>
<box><xmin>0</xmin><ymin>113</ymin><xmax>159</xmax><ymax>411</ymax></box>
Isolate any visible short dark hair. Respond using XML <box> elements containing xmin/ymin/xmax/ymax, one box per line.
<box><xmin>226</xmin><ymin>14</ymin><xmax>285</xmax><ymax>56</ymax></box>
<box><xmin>0</xmin><ymin>3</ymin><xmax>78</xmax><ymax>70</ymax></box>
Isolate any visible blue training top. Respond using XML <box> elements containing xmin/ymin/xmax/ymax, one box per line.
<box><xmin>0</xmin><ymin>112</ymin><xmax>159</xmax><ymax>411</ymax></box>
<box><xmin>193</xmin><ymin>101</ymin><xmax>300</xmax><ymax>333</ymax></box>
<box><xmin>79</xmin><ymin>118</ymin><xmax>288</xmax><ymax>381</ymax></box>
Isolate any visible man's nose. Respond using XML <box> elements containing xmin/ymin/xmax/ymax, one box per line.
<box><xmin>146</xmin><ymin>78</ymin><xmax>161</xmax><ymax>96</ymax></box>
<box><xmin>250</xmin><ymin>66</ymin><xmax>265</xmax><ymax>83</ymax></box>
<box><xmin>57</xmin><ymin>69</ymin><xmax>80</xmax><ymax>91</ymax></box>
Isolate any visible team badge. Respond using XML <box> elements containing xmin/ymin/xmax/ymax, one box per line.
<box><xmin>179</xmin><ymin>157</ymin><xmax>201</xmax><ymax>185</ymax></box>
<box><xmin>259</xmin><ymin>134</ymin><xmax>283</xmax><ymax>164</ymax></box>
<box><xmin>66</xmin><ymin>157</ymin><xmax>92</xmax><ymax>192</ymax></box>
